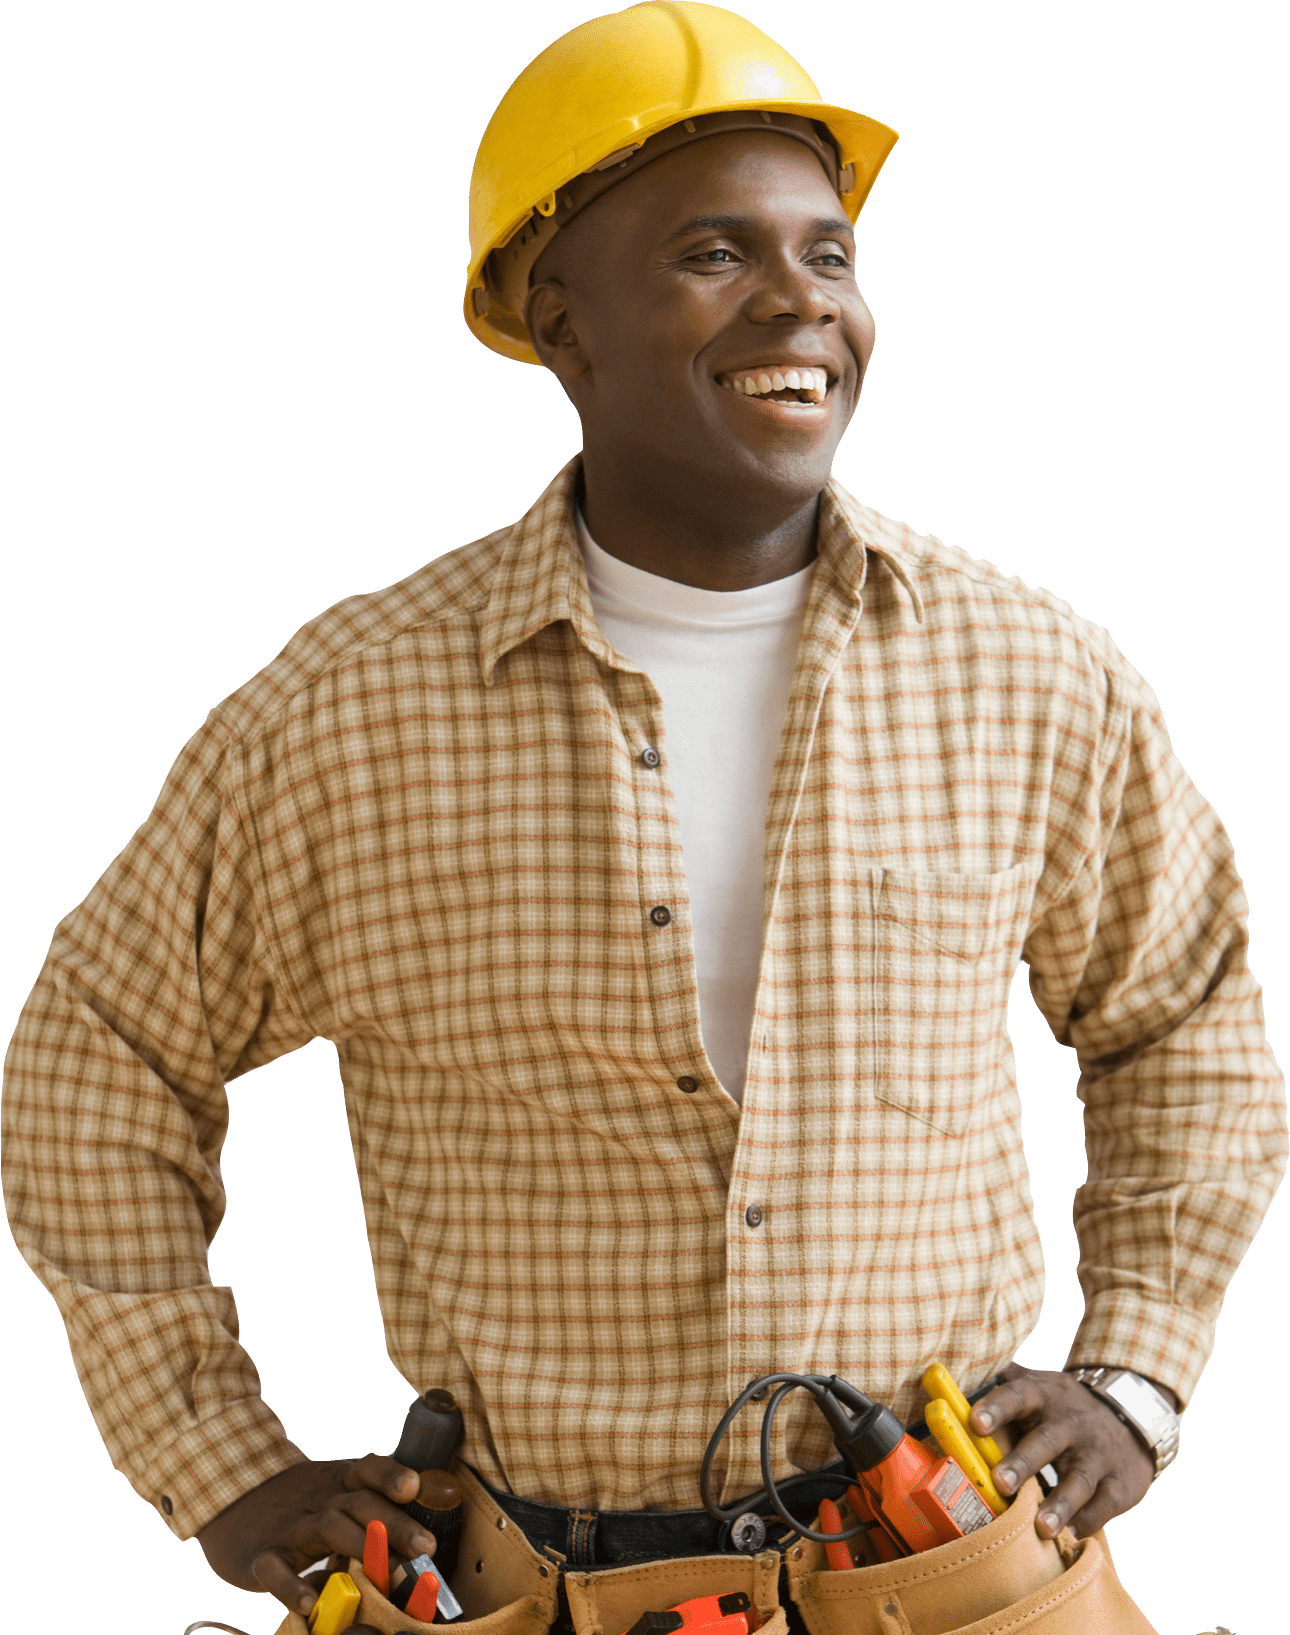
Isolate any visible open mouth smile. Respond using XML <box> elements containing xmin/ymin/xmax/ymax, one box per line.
<box><xmin>716</xmin><ymin>364</ymin><xmax>830</xmax><ymax>405</ymax></box>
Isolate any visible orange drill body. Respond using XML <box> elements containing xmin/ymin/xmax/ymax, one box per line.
<box><xmin>844</xmin><ymin>1484</ymin><xmax>900</xmax><ymax>1563</ymax></box>
<box><xmin>858</xmin><ymin>1435</ymin><xmax>993</xmax><ymax>1555</ymax></box>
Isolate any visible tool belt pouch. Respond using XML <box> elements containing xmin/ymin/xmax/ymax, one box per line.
<box><xmin>271</xmin><ymin>1462</ymin><xmax>560</xmax><ymax>1635</ymax></box>
<box><xmin>784</xmin><ymin>1478</ymin><xmax>1158</xmax><ymax>1635</ymax></box>
<box><xmin>564</xmin><ymin>1549</ymin><xmax>789</xmax><ymax>1635</ymax></box>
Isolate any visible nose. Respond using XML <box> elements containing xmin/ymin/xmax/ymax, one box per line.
<box><xmin>744</xmin><ymin>254</ymin><xmax>839</xmax><ymax>327</ymax></box>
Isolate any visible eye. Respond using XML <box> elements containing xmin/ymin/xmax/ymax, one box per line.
<box><xmin>688</xmin><ymin>246</ymin><xmax>740</xmax><ymax>264</ymax></box>
<box><xmin>814</xmin><ymin>251</ymin><xmax>851</xmax><ymax>268</ymax></box>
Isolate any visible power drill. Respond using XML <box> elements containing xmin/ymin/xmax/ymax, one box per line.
<box><xmin>699</xmin><ymin>1370</ymin><xmax>994</xmax><ymax>1561</ymax></box>
<box><xmin>815</xmin><ymin>1385</ymin><xmax>994</xmax><ymax>1555</ymax></box>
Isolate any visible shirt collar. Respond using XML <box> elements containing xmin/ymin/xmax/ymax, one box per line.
<box><xmin>478</xmin><ymin>458</ymin><xmax>924</xmax><ymax>687</ymax></box>
<box><xmin>816</xmin><ymin>479</ymin><xmax>927</xmax><ymax>624</ymax></box>
<box><xmin>479</xmin><ymin>457</ymin><xmax>622</xmax><ymax>687</ymax></box>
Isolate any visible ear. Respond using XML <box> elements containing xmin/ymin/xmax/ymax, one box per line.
<box><xmin>526</xmin><ymin>281</ymin><xmax>591</xmax><ymax>381</ymax></box>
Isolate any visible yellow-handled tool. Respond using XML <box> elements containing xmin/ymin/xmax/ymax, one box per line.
<box><xmin>921</xmin><ymin>1362</ymin><xmax>1003</xmax><ymax>1468</ymax></box>
<box><xmin>307</xmin><ymin>1571</ymin><xmax>361</xmax><ymax>1635</ymax></box>
<box><xmin>925</xmin><ymin>1399</ymin><xmax>1008</xmax><ymax>1517</ymax></box>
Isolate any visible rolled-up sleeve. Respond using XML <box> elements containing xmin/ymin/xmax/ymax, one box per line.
<box><xmin>1024</xmin><ymin>663</ymin><xmax>1286</xmax><ymax>1407</ymax></box>
<box><xmin>2</xmin><ymin>714</ymin><xmax>314</xmax><ymax>1537</ymax></box>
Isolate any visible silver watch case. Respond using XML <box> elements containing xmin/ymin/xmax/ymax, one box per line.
<box><xmin>1071</xmin><ymin>1366</ymin><xmax>1180</xmax><ymax>1478</ymax></box>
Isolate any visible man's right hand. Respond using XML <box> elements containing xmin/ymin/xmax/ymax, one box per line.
<box><xmin>197</xmin><ymin>1454</ymin><xmax>437</xmax><ymax>1618</ymax></box>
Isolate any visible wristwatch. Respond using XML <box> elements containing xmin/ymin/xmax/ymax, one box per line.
<box><xmin>1069</xmin><ymin>1366</ymin><xmax>1181</xmax><ymax>1479</ymax></box>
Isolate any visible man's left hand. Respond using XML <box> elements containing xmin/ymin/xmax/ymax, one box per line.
<box><xmin>968</xmin><ymin>1363</ymin><xmax>1173</xmax><ymax>1540</ymax></box>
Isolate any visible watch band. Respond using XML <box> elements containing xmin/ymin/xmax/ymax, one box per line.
<box><xmin>1070</xmin><ymin>1366</ymin><xmax>1180</xmax><ymax>1479</ymax></box>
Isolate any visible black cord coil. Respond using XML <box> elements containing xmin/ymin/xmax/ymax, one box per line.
<box><xmin>698</xmin><ymin>1372</ymin><xmax>876</xmax><ymax>1546</ymax></box>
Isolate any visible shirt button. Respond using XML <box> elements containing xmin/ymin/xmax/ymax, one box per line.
<box><xmin>676</xmin><ymin>1076</ymin><xmax>699</xmax><ymax>1093</ymax></box>
<box><xmin>160</xmin><ymin>1495</ymin><xmax>174</xmax><ymax>1516</ymax></box>
<box><xmin>641</xmin><ymin>746</ymin><xmax>661</xmax><ymax>768</ymax></box>
<box><xmin>745</xmin><ymin>1205</ymin><xmax>763</xmax><ymax>1228</ymax></box>
<box><xmin>649</xmin><ymin>905</ymin><xmax>672</xmax><ymax>927</ymax></box>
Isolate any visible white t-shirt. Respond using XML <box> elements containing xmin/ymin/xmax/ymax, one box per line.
<box><xmin>578</xmin><ymin>514</ymin><xmax>815</xmax><ymax>1104</ymax></box>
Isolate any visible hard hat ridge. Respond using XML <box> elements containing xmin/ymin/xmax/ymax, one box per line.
<box><xmin>464</xmin><ymin>2</ymin><xmax>898</xmax><ymax>364</ymax></box>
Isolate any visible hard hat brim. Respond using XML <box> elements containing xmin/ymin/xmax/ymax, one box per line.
<box><xmin>463</xmin><ymin>100</ymin><xmax>898</xmax><ymax>367</ymax></box>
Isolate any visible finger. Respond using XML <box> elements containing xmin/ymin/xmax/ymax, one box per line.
<box><xmin>312</xmin><ymin>1494</ymin><xmax>437</xmax><ymax>1573</ymax></box>
<box><xmin>1033</xmin><ymin>1455</ymin><xmax>1106</xmax><ymax>1538</ymax></box>
<box><xmin>345</xmin><ymin>1451</ymin><xmax>421</xmax><ymax>1504</ymax></box>
<box><xmin>1064</xmin><ymin>1472</ymin><xmax>1128</xmax><ymax>1539</ymax></box>
<box><xmin>252</xmin><ymin>1547</ymin><xmax>321</xmax><ymax>1617</ymax></box>
<box><xmin>992</xmin><ymin>1417</ymin><xmax>1080</xmax><ymax>1497</ymax></box>
<box><xmin>969</xmin><ymin>1373</ymin><xmax>1048</xmax><ymax>1438</ymax></box>
<box><xmin>336</xmin><ymin>1488</ymin><xmax>438</xmax><ymax>1563</ymax></box>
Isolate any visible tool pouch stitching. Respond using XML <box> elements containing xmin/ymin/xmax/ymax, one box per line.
<box><xmin>784</xmin><ymin>1479</ymin><xmax>1156</xmax><ymax>1635</ymax></box>
<box><xmin>272</xmin><ymin>1461</ymin><xmax>561</xmax><ymax>1635</ymax></box>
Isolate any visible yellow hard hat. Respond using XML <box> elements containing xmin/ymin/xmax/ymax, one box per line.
<box><xmin>465</xmin><ymin>1</ymin><xmax>898</xmax><ymax>364</ymax></box>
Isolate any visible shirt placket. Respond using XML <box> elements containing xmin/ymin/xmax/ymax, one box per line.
<box><xmin>717</xmin><ymin>568</ymin><xmax>866</xmax><ymax>1502</ymax></box>
<box><xmin>610</xmin><ymin>664</ymin><xmax>729</xmax><ymax>1101</ymax></box>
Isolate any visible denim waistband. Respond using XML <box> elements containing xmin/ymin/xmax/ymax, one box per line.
<box><xmin>476</xmin><ymin>1376</ymin><xmax>1001</xmax><ymax>1570</ymax></box>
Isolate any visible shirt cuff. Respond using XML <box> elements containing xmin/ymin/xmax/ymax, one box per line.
<box><xmin>118</xmin><ymin>1394</ymin><xmax>307</xmax><ymax>1540</ymax></box>
<box><xmin>1065</xmin><ymin>1292</ymin><xmax>1214</xmax><ymax>1410</ymax></box>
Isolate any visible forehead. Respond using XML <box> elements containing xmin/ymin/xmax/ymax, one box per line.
<box><xmin>598</xmin><ymin>131</ymin><xmax>849</xmax><ymax>241</ymax></box>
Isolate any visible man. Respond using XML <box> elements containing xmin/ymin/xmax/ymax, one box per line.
<box><xmin>4</xmin><ymin>3</ymin><xmax>1284</xmax><ymax>1626</ymax></box>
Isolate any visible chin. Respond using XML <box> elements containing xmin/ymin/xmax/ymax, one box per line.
<box><xmin>727</xmin><ymin>437</ymin><xmax>839</xmax><ymax>500</ymax></box>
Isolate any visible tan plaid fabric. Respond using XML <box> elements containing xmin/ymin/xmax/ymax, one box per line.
<box><xmin>4</xmin><ymin>458</ymin><xmax>1285</xmax><ymax>1541</ymax></box>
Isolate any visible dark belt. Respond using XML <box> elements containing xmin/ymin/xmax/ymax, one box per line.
<box><xmin>478</xmin><ymin>1376</ymin><xmax>1002</xmax><ymax>1570</ymax></box>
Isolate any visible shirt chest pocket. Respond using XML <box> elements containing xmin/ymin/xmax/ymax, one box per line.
<box><xmin>869</xmin><ymin>859</ymin><xmax>1042</xmax><ymax>1136</ymax></box>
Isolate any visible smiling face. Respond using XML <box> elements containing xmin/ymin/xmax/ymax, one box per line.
<box><xmin>526</xmin><ymin>131</ymin><xmax>876</xmax><ymax>522</ymax></box>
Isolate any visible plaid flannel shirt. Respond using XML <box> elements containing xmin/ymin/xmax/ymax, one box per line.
<box><xmin>4</xmin><ymin>458</ymin><xmax>1284</xmax><ymax>1538</ymax></box>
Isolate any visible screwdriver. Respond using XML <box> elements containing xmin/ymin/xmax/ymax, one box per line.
<box><xmin>390</xmin><ymin>1387</ymin><xmax>466</xmax><ymax>1619</ymax></box>
<box><xmin>393</xmin><ymin>1389</ymin><xmax>464</xmax><ymax>1474</ymax></box>
<box><xmin>407</xmin><ymin>1468</ymin><xmax>464</xmax><ymax>1588</ymax></box>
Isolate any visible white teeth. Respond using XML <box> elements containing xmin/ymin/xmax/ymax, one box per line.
<box><xmin>725</xmin><ymin>367</ymin><xmax>830</xmax><ymax>398</ymax></box>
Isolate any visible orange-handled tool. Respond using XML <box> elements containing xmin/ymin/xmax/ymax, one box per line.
<box><xmin>405</xmin><ymin>1567</ymin><xmax>441</xmax><ymax>1622</ymax></box>
<box><xmin>363</xmin><ymin>1517</ymin><xmax>390</xmax><ymax>1598</ymax></box>
<box><xmin>817</xmin><ymin>1497</ymin><xmax>855</xmax><ymax>1572</ymax></box>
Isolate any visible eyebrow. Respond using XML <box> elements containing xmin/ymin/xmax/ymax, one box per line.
<box><xmin>661</xmin><ymin>212</ymin><xmax>854</xmax><ymax>242</ymax></box>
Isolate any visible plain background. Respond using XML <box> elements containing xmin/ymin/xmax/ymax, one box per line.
<box><xmin>2</xmin><ymin>3</ymin><xmax>1286</xmax><ymax>1630</ymax></box>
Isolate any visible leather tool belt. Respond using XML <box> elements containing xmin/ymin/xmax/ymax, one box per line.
<box><xmin>273</xmin><ymin>1459</ymin><xmax>1158</xmax><ymax>1635</ymax></box>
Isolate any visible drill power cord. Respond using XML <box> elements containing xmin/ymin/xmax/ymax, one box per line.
<box><xmin>699</xmin><ymin>1371</ymin><xmax>878</xmax><ymax>1546</ymax></box>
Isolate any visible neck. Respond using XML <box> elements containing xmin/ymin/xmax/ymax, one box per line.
<box><xmin>578</xmin><ymin>449</ymin><xmax>820</xmax><ymax>591</ymax></box>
